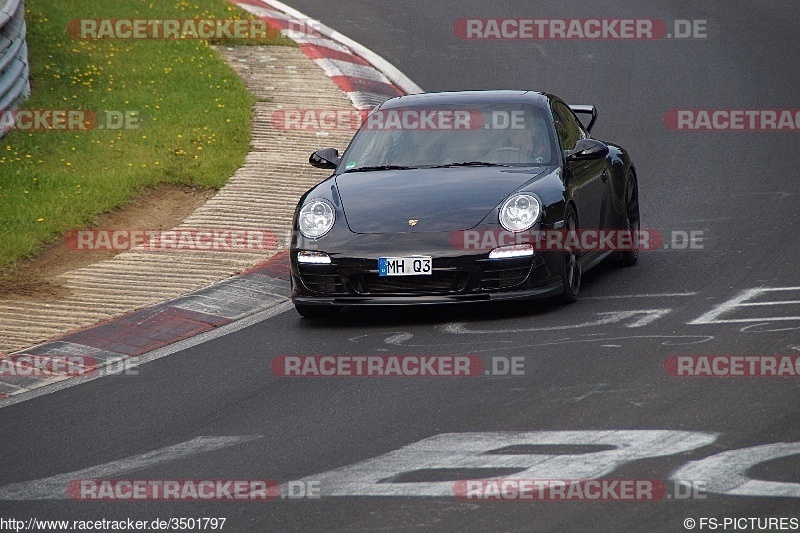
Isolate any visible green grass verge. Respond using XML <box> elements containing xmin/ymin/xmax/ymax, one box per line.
<box><xmin>0</xmin><ymin>0</ymin><xmax>294</xmax><ymax>271</ymax></box>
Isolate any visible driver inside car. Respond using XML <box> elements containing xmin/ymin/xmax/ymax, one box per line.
<box><xmin>506</xmin><ymin>118</ymin><xmax>550</xmax><ymax>163</ymax></box>
<box><xmin>492</xmin><ymin>115</ymin><xmax>550</xmax><ymax>164</ymax></box>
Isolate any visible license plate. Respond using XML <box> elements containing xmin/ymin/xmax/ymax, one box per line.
<box><xmin>378</xmin><ymin>256</ymin><xmax>432</xmax><ymax>276</ymax></box>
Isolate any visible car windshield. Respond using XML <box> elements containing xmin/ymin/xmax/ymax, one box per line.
<box><xmin>336</xmin><ymin>103</ymin><xmax>557</xmax><ymax>173</ymax></box>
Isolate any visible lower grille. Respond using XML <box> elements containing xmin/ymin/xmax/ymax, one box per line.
<box><xmin>298</xmin><ymin>265</ymin><xmax>344</xmax><ymax>294</ymax></box>
<box><xmin>480</xmin><ymin>263</ymin><xmax>532</xmax><ymax>290</ymax></box>
<box><xmin>358</xmin><ymin>270</ymin><xmax>466</xmax><ymax>294</ymax></box>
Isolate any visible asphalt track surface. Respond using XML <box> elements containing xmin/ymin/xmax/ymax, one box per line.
<box><xmin>2</xmin><ymin>1</ymin><xmax>799</xmax><ymax>531</ymax></box>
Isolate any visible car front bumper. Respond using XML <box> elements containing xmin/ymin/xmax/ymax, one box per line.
<box><xmin>290</xmin><ymin>246</ymin><xmax>565</xmax><ymax>306</ymax></box>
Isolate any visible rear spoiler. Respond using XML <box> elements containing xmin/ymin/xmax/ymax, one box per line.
<box><xmin>569</xmin><ymin>104</ymin><xmax>597</xmax><ymax>133</ymax></box>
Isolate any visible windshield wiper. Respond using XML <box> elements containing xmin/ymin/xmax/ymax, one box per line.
<box><xmin>343</xmin><ymin>165</ymin><xmax>413</xmax><ymax>173</ymax></box>
<box><xmin>429</xmin><ymin>161</ymin><xmax>511</xmax><ymax>168</ymax></box>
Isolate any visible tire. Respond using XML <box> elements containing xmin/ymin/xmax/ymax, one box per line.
<box><xmin>295</xmin><ymin>304</ymin><xmax>339</xmax><ymax>318</ymax></box>
<box><xmin>558</xmin><ymin>204</ymin><xmax>581</xmax><ymax>304</ymax></box>
<box><xmin>617</xmin><ymin>170</ymin><xmax>640</xmax><ymax>267</ymax></box>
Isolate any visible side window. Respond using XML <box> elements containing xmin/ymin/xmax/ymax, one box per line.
<box><xmin>552</xmin><ymin>102</ymin><xmax>586</xmax><ymax>152</ymax></box>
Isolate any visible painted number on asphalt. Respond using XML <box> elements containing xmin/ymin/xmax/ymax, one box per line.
<box><xmin>293</xmin><ymin>431</ymin><xmax>800</xmax><ymax>498</ymax></box>
<box><xmin>291</xmin><ymin>430</ymin><xmax>717</xmax><ymax>497</ymax></box>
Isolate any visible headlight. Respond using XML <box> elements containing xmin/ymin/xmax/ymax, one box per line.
<box><xmin>298</xmin><ymin>199</ymin><xmax>335</xmax><ymax>239</ymax></box>
<box><xmin>499</xmin><ymin>194</ymin><xmax>541</xmax><ymax>232</ymax></box>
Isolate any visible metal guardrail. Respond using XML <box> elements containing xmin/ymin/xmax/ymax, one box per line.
<box><xmin>0</xmin><ymin>0</ymin><xmax>30</xmax><ymax>139</ymax></box>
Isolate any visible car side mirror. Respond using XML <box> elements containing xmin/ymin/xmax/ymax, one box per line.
<box><xmin>309</xmin><ymin>148</ymin><xmax>340</xmax><ymax>169</ymax></box>
<box><xmin>564</xmin><ymin>139</ymin><xmax>609</xmax><ymax>160</ymax></box>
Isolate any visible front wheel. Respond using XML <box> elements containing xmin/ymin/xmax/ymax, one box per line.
<box><xmin>558</xmin><ymin>205</ymin><xmax>581</xmax><ymax>304</ymax></box>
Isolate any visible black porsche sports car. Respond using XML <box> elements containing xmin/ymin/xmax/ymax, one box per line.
<box><xmin>290</xmin><ymin>90</ymin><xmax>639</xmax><ymax>317</ymax></box>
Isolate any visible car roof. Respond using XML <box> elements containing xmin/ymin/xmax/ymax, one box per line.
<box><xmin>377</xmin><ymin>90</ymin><xmax>553</xmax><ymax>110</ymax></box>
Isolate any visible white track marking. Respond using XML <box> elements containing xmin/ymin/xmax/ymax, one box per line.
<box><xmin>383</xmin><ymin>333</ymin><xmax>414</xmax><ymax>345</ymax></box>
<box><xmin>441</xmin><ymin>309</ymin><xmax>671</xmax><ymax>334</ymax></box>
<box><xmin>740</xmin><ymin>323</ymin><xmax>800</xmax><ymax>333</ymax></box>
<box><xmin>260</xmin><ymin>0</ymin><xmax>424</xmax><ymax>94</ymax></box>
<box><xmin>313</xmin><ymin>57</ymin><xmax>392</xmax><ymax>83</ymax></box>
<box><xmin>0</xmin><ymin>301</ymin><xmax>294</xmax><ymax>410</ymax></box>
<box><xmin>690</xmin><ymin>287</ymin><xmax>800</xmax><ymax>324</ymax></box>
<box><xmin>353</xmin><ymin>330</ymin><xmax>712</xmax><ymax>350</ymax></box>
<box><xmin>0</xmin><ymin>436</ymin><xmax>261</xmax><ymax>500</ymax></box>
<box><xmin>467</xmin><ymin>335</ymin><xmax>715</xmax><ymax>353</ymax></box>
<box><xmin>582</xmin><ymin>292</ymin><xmax>697</xmax><ymax>299</ymax></box>
<box><xmin>571</xmin><ymin>384</ymin><xmax>641</xmax><ymax>402</ymax></box>
<box><xmin>346</xmin><ymin>332</ymin><xmax>512</xmax><ymax>347</ymax></box>
<box><xmin>671</xmin><ymin>442</ymin><xmax>800</xmax><ymax>497</ymax></box>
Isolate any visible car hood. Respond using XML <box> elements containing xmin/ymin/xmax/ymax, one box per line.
<box><xmin>335</xmin><ymin>166</ymin><xmax>547</xmax><ymax>234</ymax></box>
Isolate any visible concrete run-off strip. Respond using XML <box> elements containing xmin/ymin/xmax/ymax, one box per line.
<box><xmin>0</xmin><ymin>0</ymin><xmax>422</xmax><ymax>399</ymax></box>
<box><xmin>0</xmin><ymin>45</ymin><xmax>361</xmax><ymax>394</ymax></box>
